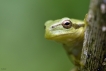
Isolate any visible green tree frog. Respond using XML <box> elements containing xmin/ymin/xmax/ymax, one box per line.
<box><xmin>44</xmin><ymin>17</ymin><xmax>86</xmax><ymax>71</ymax></box>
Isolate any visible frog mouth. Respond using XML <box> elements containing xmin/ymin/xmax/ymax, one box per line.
<box><xmin>45</xmin><ymin>33</ymin><xmax>72</xmax><ymax>41</ymax></box>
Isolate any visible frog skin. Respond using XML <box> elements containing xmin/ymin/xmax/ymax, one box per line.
<box><xmin>44</xmin><ymin>17</ymin><xmax>86</xmax><ymax>71</ymax></box>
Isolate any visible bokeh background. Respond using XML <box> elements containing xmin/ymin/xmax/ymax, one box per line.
<box><xmin>0</xmin><ymin>0</ymin><xmax>89</xmax><ymax>71</ymax></box>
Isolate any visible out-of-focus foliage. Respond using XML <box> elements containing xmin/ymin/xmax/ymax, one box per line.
<box><xmin>0</xmin><ymin>0</ymin><xmax>89</xmax><ymax>71</ymax></box>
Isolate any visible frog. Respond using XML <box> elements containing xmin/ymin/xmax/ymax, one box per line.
<box><xmin>44</xmin><ymin>16</ymin><xmax>87</xmax><ymax>71</ymax></box>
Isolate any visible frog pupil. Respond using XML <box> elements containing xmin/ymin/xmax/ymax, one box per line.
<box><xmin>65</xmin><ymin>22</ymin><xmax>70</xmax><ymax>25</ymax></box>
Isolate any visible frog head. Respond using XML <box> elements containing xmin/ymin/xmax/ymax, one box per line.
<box><xmin>44</xmin><ymin>17</ymin><xmax>85</xmax><ymax>44</ymax></box>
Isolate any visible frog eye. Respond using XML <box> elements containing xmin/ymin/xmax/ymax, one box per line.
<box><xmin>62</xmin><ymin>20</ymin><xmax>72</xmax><ymax>29</ymax></box>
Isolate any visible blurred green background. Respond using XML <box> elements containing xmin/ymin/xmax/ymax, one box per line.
<box><xmin>0</xmin><ymin>0</ymin><xmax>89</xmax><ymax>71</ymax></box>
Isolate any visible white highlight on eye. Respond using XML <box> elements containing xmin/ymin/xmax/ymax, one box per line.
<box><xmin>102</xmin><ymin>26</ymin><xmax>106</xmax><ymax>32</ymax></box>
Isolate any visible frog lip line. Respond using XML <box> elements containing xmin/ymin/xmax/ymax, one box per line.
<box><xmin>46</xmin><ymin>33</ymin><xmax>75</xmax><ymax>39</ymax></box>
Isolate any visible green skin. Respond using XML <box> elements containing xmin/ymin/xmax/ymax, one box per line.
<box><xmin>44</xmin><ymin>17</ymin><xmax>86</xmax><ymax>71</ymax></box>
